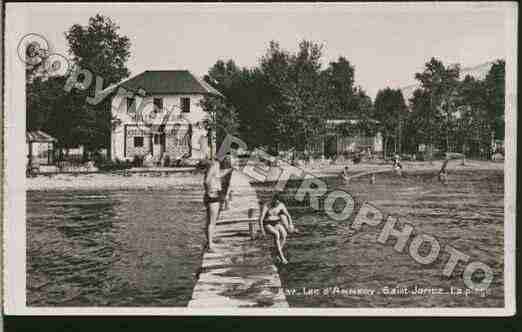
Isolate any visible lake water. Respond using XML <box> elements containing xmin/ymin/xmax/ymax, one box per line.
<box><xmin>27</xmin><ymin>169</ymin><xmax>504</xmax><ymax>307</ymax></box>
<box><xmin>277</xmin><ymin>169</ymin><xmax>504</xmax><ymax>307</ymax></box>
<box><xmin>27</xmin><ymin>187</ymin><xmax>206</xmax><ymax>306</ymax></box>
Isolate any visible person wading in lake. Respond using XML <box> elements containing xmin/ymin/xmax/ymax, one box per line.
<box><xmin>340</xmin><ymin>166</ymin><xmax>350</xmax><ymax>182</ymax></box>
<box><xmin>203</xmin><ymin>160</ymin><xmax>233</xmax><ymax>252</ymax></box>
<box><xmin>392</xmin><ymin>153</ymin><xmax>403</xmax><ymax>176</ymax></box>
<box><xmin>259</xmin><ymin>193</ymin><xmax>298</xmax><ymax>264</ymax></box>
<box><xmin>439</xmin><ymin>158</ymin><xmax>449</xmax><ymax>184</ymax></box>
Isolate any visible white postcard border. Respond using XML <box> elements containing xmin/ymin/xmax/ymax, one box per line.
<box><xmin>3</xmin><ymin>2</ymin><xmax>517</xmax><ymax>316</ymax></box>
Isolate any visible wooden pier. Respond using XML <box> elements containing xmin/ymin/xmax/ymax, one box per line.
<box><xmin>188</xmin><ymin>171</ymin><xmax>289</xmax><ymax>308</ymax></box>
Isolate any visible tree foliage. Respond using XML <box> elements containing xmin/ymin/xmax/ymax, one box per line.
<box><xmin>199</xmin><ymin>95</ymin><xmax>240</xmax><ymax>148</ymax></box>
<box><xmin>403</xmin><ymin>57</ymin><xmax>505</xmax><ymax>158</ymax></box>
<box><xmin>374</xmin><ymin>88</ymin><xmax>407</xmax><ymax>156</ymax></box>
<box><xmin>484</xmin><ymin>59</ymin><xmax>505</xmax><ymax>140</ymax></box>
<box><xmin>205</xmin><ymin>40</ymin><xmax>374</xmax><ymax>154</ymax></box>
<box><xmin>26</xmin><ymin>14</ymin><xmax>131</xmax><ymax>153</ymax></box>
<box><xmin>65</xmin><ymin>14</ymin><xmax>131</xmax><ymax>87</ymax></box>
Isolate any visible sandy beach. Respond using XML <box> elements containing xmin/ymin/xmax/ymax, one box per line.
<box><xmin>304</xmin><ymin>159</ymin><xmax>504</xmax><ymax>176</ymax></box>
<box><xmin>26</xmin><ymin>159</ymin><xmax>503</xmax><ymax>191</ymax></box>
<box><xmin>26</xmin><ymin>171</ymin><xmax>204</xmax><ymax>191</ymax></box>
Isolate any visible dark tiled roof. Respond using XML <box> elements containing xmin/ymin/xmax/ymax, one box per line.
<box><xmin>26</xmin><ymin>130</ymin><xmax>57</xmax><ymax>142</ymax></box>
<box><xmin>119</xmin><ymin>70</ymin><xmax>223</xmax><ymax>96</ymax></box>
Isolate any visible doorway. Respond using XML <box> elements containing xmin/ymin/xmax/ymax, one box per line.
<box><xmin>325</xmin><ymin>135</ymin><xmax>337</xmax><ymax>158</ymax></box>
<box><xmin>152</xmin><ymin>133</ymin><xmax>165</xmax><ymax>157</ymax></box>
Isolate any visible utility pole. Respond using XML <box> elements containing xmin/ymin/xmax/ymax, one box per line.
<box><xmin>398</xmin><ymin>107</ymin><xmax>402</xmax><ymax>155</ymax></box>
<box><xmin>429</xmin><ymin>91</ymin><xmax>434</xmax><ymax>164</ymax></box>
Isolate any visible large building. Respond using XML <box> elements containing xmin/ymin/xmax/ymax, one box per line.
<box><xmin>110</xmin><ymin>70</ymin><xmax>222</xmax><ymax>162</ymax></box>
<box><xmin>323</xmin><ymin>119</ymin><xmax>383</xmax><ymax>158</ymax></box>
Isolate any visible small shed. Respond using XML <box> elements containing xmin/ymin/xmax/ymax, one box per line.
<box><xmin>26</xmin><ymin>130</ymin><xmax>57</xmax><ymax>165</ymax></box>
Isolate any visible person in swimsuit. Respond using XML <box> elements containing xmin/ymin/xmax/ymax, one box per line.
<box><xmin>259</xmin><ymin>193</ymin><xmax>297</xmax><ymax>264</ymax></box>
<box><xmin>204</xmin><ymin>159</ymin><xmax>233</xmax><ymax>252</ymax></box>
<box><xmin>439</xmin><ymin>158</ymin><xmax>449</xmax><ymax>184</ymax></box>
<box><xmin>220</xmin><ymin>154</ymin><xmax>233</xmax><ymax>210</ymax></box>
<box><xmin>392</xmin><ymin>154</ymin><xmax>403</xmax><ymax>176</ymax></box>
<box><xmin>341</xmin><ymin>166</ymin><xmax>350</xmax><ymax>181</ymax></box>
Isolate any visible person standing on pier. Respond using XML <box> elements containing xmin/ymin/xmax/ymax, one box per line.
<box><xmin>220</xmin><ymin>154</ymin><xmax>234</xmax><ymax>211</ymax></box>
<box><xmin>203</xmin><ymin>160</ymin><xmax>233</xmax><ymax>252</ymax></box>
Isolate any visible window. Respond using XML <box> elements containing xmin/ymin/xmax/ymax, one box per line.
<box><xmin>134</xmin><ymin>136</ymin><xmax>144</xmax><ymax>147</ymax></box>
<box><xmin>127</xmin><ymin>97</ymin><xmax>136</xmax><ymax>113</ymax></box>
<box><xmin>181</xmin><ymin>97</ymin><xmax>190</xmax><ymax>113</ymax></box>
<box><xmin>153</xmin><ymin>98</ymin><xmax>163</xmax><ymax>112</ymax></box>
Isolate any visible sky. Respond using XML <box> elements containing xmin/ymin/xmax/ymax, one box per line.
<box><xmin>9</xmin><ymin>2</ymin><xmax>513</xmax><ymax>98</ymax></box>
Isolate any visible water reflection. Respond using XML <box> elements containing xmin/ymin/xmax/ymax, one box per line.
<box><xmin>27</xmin><ymin>187</ymin><xmax>205</xmax><ymax>306</ymax></box>
<box><xmin>276</xmin><ymin>170</ymin><xmax>504</xmax><ymax>308</ymax></box>
<box><xmin>27</xmin><ymin>170</ymin><xmax>504</xmax><ymax>308</ymax></box>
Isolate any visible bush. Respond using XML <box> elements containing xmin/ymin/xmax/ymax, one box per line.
<box><xmin>93</xmin><ymin>152</ymin><xmax>107</xmax><ymax>165</ymax></box>
<box><xmin>97</xmin><ymin>159</ymin><xmax>133</xmax><ymax>172</ymax></box>
<box><xmin>196</xmin><ymin>159</ymin><xmax>208</xmax><ymax>171</ymax></box>
<box><xmin>132</xmin><ymin>155</ymin><xmax>144</xmax><ymax>167</ymax></box>
<box><xmin>178</xmin><ymin>158</ymin><xmax>200</xmax><ymax>167</ymax></box>
<box><xmin>445</xmin><ymin>152</ymin><xmax>465</xmax><ymax>160</ymax></box>
<box><xmin>162</xmin><ymin>155</ymin><xmax>171</xmax><ymax>167</ymax></box>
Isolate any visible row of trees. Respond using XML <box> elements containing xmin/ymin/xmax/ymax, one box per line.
<box><xmin>374</xmin><ymin>58</ymin><xmax>505</xmax><ymax>158</ymax></box>
<box><xmin>202</xmin><ymin>41</ymin><xmax>374</xmax><ymax>155</ymax></box>
<box><xmin>26</xmin><ymin>15</ymin><xmax>505</xmax><ymax>160</ymax></box>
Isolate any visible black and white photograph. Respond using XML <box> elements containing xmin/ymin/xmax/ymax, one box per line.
<box><xmin>2</xmin><ymin>2</ymin><xmax>517</xmax><ymax>315</ymax></box>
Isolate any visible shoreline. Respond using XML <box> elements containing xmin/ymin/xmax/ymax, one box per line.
<box><xmin>26</xmin><ymin>160</ymin><xmax>504</xmax><ymax>191</ymax></box>
<box><xmin>26</xmin><ymin>172</ymin><xmax>204</xmax><ymax>191</ymax></box>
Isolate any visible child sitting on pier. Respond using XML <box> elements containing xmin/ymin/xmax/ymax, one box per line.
<box><xmin>259</xmin><ymin>193</ymin><xmax>298</xmax><ymax>264</ymax></box>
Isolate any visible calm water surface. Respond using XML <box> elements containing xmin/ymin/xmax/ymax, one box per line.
<box><xmin>277</xmin><ymin>169</ymin><xmax>504</xmax><ymax>307</ymax></box>
<box><xmin>27</xmin><ymin>186</ymin><xmax>206</xmax><ymax>306</ymax></box>
<box><xmin>27</xmin><ymin>169</ymin><xmax>504</xmax><ymax>307</ymax></box>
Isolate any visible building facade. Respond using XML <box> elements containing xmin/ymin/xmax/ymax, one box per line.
<box><xmin>110</xmin><ymin>70</ymin><xmax>222</xmax><ymax>162</ymax></box>
<box><xmin>323</xmin><ymin>119</ymin><xmax>383</xmax><ymax>158</ymax></box>
<box><xmin>26</xmin><ymin>130</ymin><xmax>57</xmax><ymax>165</ymax></box>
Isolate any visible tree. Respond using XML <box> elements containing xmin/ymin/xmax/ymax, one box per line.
<box><xmin>455</xmin><ymin>75</ymin><xmax>488</xmax><ymax>156</ymax></box>
<box><xmin>374</xmin><ymin>88</ymin><xmax>407</xmax><ymax>158</ymax></box>
<box><xmin>26</xmin><ymin>15</ymin><xmax>131</xmax><ymax>156</ymax></box>
<box><xmin>484</xmin><ymin>59</ymin><xmax>505</xmax><ymax>141</ymax></box>
<box><xmin>200</xmin><ymin>95</ymin><xmax>240</xmax><ymax>152</ymax></box>
<box><xmin>455</xmin><ymin>60</ymin><xmax>505</xmax><ymax>158</ymax></box>
<box><xmin>65</xmin><ymin>14</ymin><xmax>131</xmax><ymax>87</ymax></box>
<box><xmin>204</xmin><ymin>40</ymin><xmax>373</xmax><ymax>155</ymax></box>
<box><xmin>412</xmin><ymin>58</ymin><xmax>460</xmax><ymax>156</ymax></box>
<box><xmin>402</xmin><ymin>88</ymin><xmax>429</xmax><ymax>154</ymax></box>
<box><xmin>261</xmin><ymin>40</ymin><xmax>327</xmax><ymax>152</ymax></box>
<box><xmin>322</xmin><ymin>56</ymin><xmax>356</xmax><ymax>118</ymax></box>
<box><xmin>27</xmin><ymin>76</ymin><xmax>98</xmax><ymax>151</ymax></box>
<box><xmin>205</xmin><ymin>59</ymin><xmax>240</xmax><ymax>94</ymax></box>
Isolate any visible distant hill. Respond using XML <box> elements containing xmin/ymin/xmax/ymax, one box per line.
<box><xmin>400</xmin><ymin>61</ymin><xmax>498</xmax><ymax>103</ymax></box>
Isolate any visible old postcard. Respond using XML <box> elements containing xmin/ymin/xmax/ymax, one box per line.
<box><xmin>2</xmin><ymin>2</ymin><xmax>517</xmax><ymax>315</ymax></box>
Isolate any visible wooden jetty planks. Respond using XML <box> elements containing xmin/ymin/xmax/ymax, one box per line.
<box><xmin>188</xmin><ymin>171</ymin><xmax>289</xmax><ymax>308</ymax></box>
